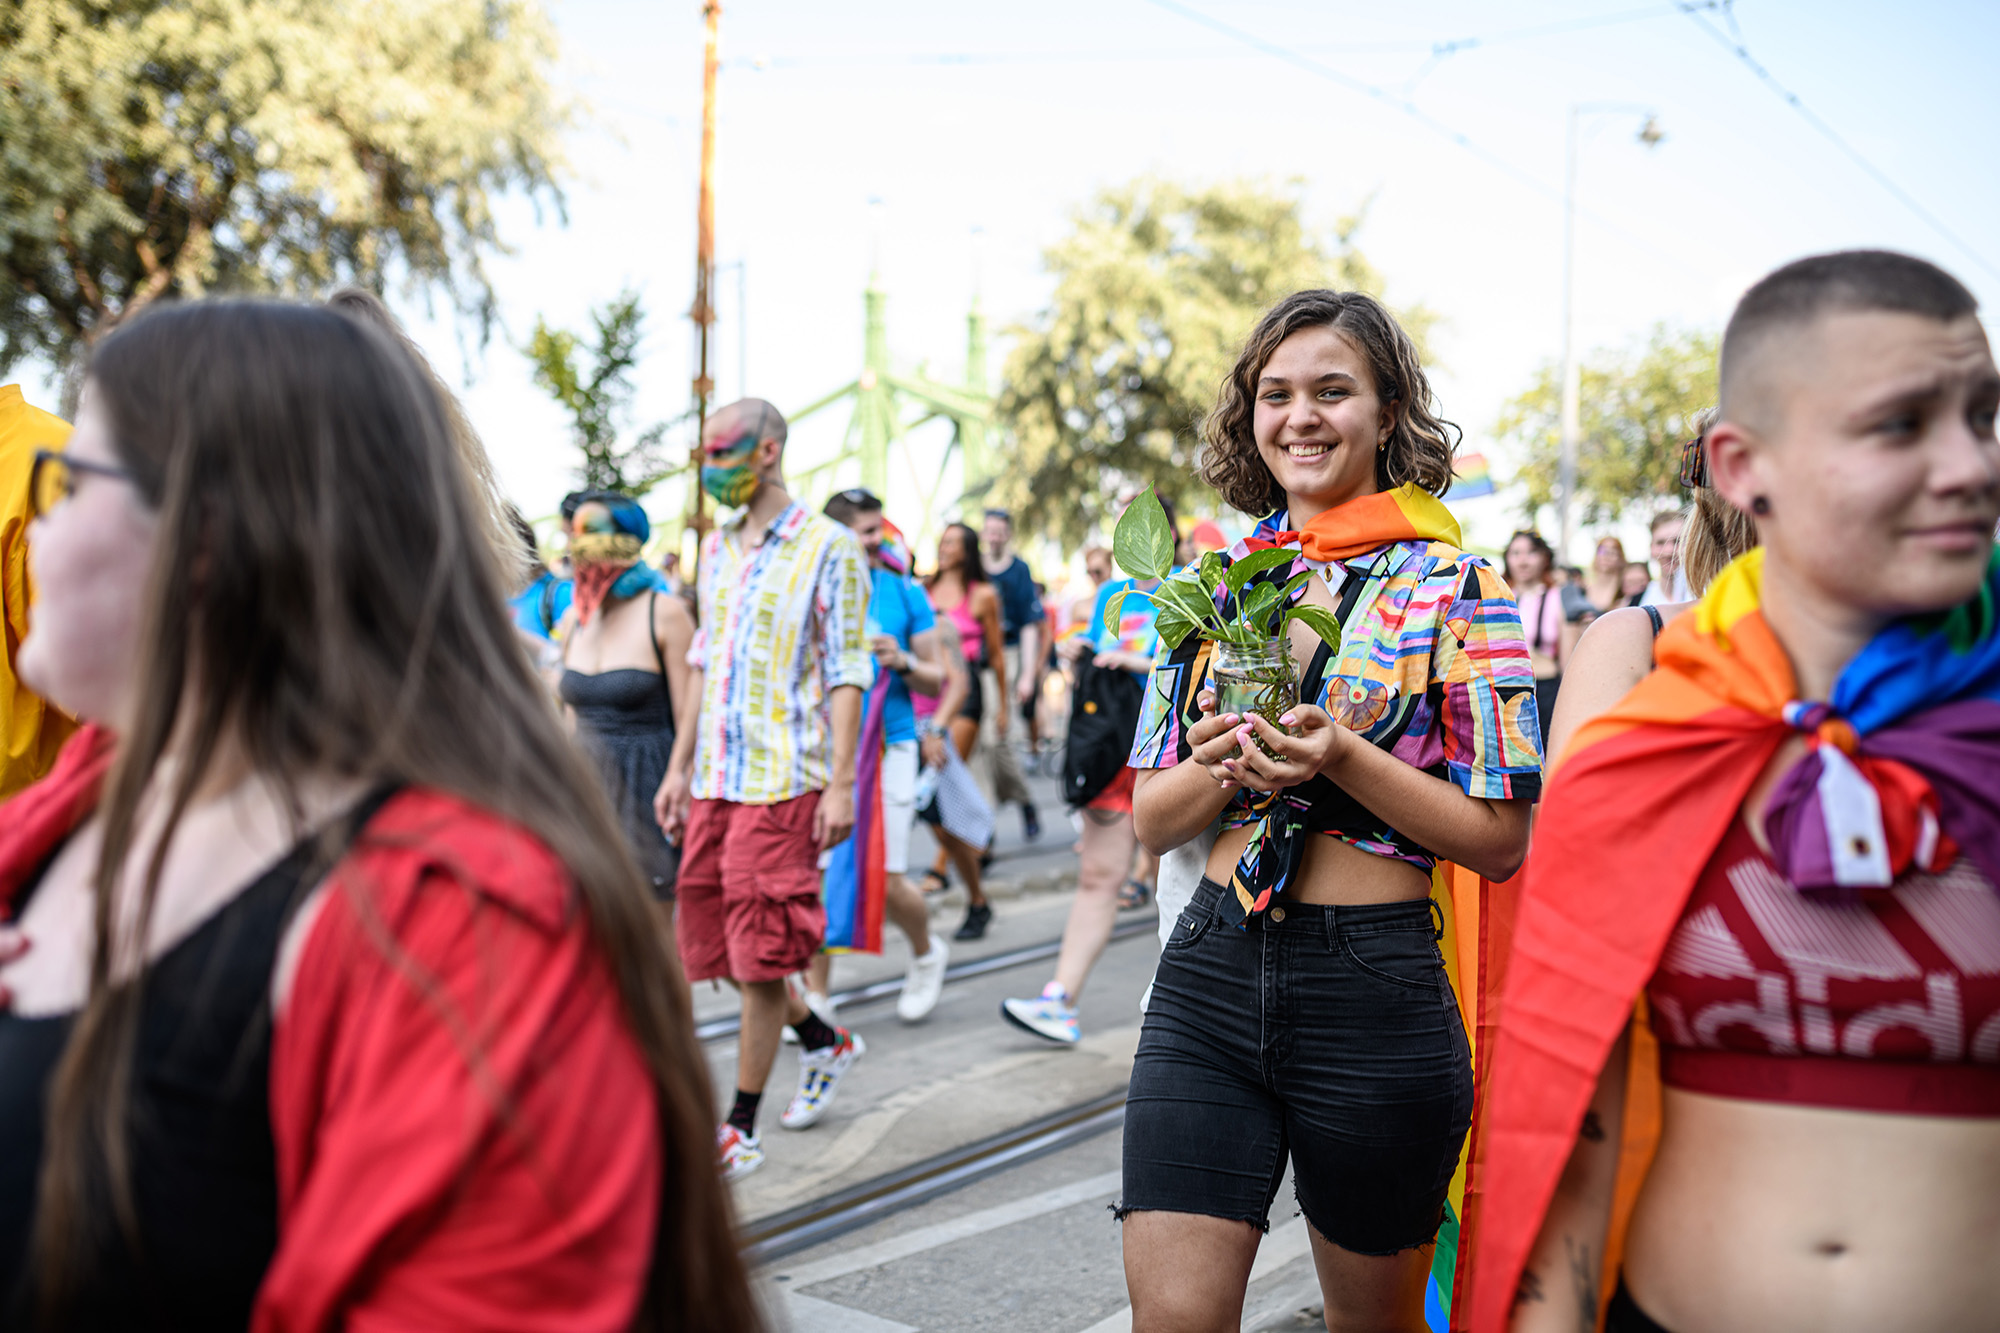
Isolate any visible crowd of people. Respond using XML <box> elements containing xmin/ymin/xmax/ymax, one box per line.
<box><xmin>0</xmin><ymin>245</ymin><xmax>1992</xmax><ymax>1333</ymax></box>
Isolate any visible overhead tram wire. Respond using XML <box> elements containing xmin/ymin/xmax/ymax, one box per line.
<box><xmin>1674</xmin><ymin>3</ymin><xmax>2000</xmax><ymax>284</ymax></box>
<box><xmin>1142</xmin><ymin>0</ymin><xmax>1704</xmax><ymax>279</ymax></box>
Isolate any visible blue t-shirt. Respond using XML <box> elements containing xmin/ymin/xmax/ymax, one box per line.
<box><xmin>990</xmin><ymin>555</ymin><xmax>1041</xmax><ymax>646</ymax></box>
<box><xmin>508</xmin><ymin>572</ymin><xmax>573</xmax><ymax>639</ymax></box>
<box><xmin>867</xmin><ymin>567</ymin><xmax>938</xmax><ymax>744</ymax></box>
<box><xmin>1087</xmin><ymin>578</ymin><xmax>1161</xmax><ymax>670</ymax></box>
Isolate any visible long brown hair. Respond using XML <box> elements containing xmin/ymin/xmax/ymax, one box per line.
<box><xmin>34</xmin><ymin>300</ymin><xmax>759</xmax><ymax>1331</ymax></box>
<box><xmin>1200</xmin><ymin>289</ymin><xmax>1459</xmax><ymax>517</ymax></box>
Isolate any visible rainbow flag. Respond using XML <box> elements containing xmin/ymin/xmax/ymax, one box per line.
<box><xmin>1451</xmin><ymin>453</ymin><xmax>1495</xmax><ymax>499</ymax></box>
<box><xmin>820</xmin><ymin>674</ymin><xmax>890</xmax><ymax>953</ymax></box>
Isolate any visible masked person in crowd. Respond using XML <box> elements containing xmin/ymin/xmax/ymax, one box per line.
<box><xmin>1472</xmin><ymin>251</ymin><xmax>2000</xmax><ymax>1333</ymax></box>
<box><xmin>1122</xmin><ymin>290</ymin><xmax>1542</xmax><ymax>1329</ymax></box>
<box><xmin>0</xmin><ymin>299</ymin><xmax>757</xmax><ymax>1332</ymax></box>
<box><xmin>655</xmin><ymin>399</ymin><xmax>871</xmax><ymax>1182</ymax></box>
<box><xmin>557</xmin><ymin>491</ymin><xmax>690</xmax><ymax>952</ymax></box>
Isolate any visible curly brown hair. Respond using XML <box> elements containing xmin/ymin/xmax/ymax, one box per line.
<box><xmin>1199</xmin><ymin>289</ymin><xmax>1460</xmax><ymax>517</ymax></box>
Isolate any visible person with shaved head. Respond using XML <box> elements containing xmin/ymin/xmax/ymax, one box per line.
<box><xmin>655</xmin><ymin>398</ymin><xmax>873</xmax><ymax>1182</ymax></box>
<box><xmin>1472</xmin><ymin>250</ymin><xmax>2000</xmax><ymax>1333</ymax></box>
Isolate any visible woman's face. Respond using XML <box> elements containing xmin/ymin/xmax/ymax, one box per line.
<box><xmin>1594</xmin><ymin>539</ymin><xmax>1624</xmax><ymax>574</ymax></box>
<box><xmin>1252</xmin><ymin>326</ymin><xmax>1391</xmax><ymax>517</ymax></box>
<box><xmin>937</xmin><ymin>527</ymin><xmax>966</xmax><ymax>573</ymax></box>
<box><xmin>1505</xmin><ymin>537</ymin><xmax>1548</xmax><ymax>586</ymax></box>
<box><xmin>1711</xmin><ymin>310</ymin><xmax>2000</xmax><ymax>621</ymax></box>
<box><xmin>1622</xmin><ymin>562</ymin><xmax>1651</xmax><ymax>598</ymax></box>
<box><xmin>18</xmin><ymin>391</ymin><xmax>158</xmax><ymax>725</ymax></box>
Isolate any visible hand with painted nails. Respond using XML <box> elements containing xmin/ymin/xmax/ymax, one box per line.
<box><xmin>1216</xmin><ymin>705</ymin><xmax>1343</xmax><ymax>794</ymax></box>
<box><xmin>1185</xmin><ymin>689</ymin><xmax>1246</xmax><ymax>790</ymax></box>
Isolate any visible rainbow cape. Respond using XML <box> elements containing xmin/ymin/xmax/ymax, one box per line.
<box><xmin>820</xmin><ymin>673</ymin><xmax>891</xmax><ymax>954</ymax></box>
<box><xmin>1463</xmin><ymin>548</ymin><xmax>2000</xmax><ymax>1331</ymax></box>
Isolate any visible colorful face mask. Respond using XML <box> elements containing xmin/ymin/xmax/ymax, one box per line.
<box><xmin>701</xmin><ymin>430</ymin><xmax>760</xmax><ymax>507</ymax></box>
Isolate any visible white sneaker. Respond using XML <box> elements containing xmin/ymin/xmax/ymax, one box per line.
<box><xmin>897</xmin><ymin>933</ymin><xmax>950</xmax><ymax>1022</ymax></box>
<box><xmin>780</xmin><ymin>1028</ymin><xmax>865</xmax><ymax>1130</ymax></box>
<box><xmin>718</xmin><ymin>1123</ymin><xmax>764</xmax><ymax>1181</ymax></box>
<box><xmin>1001</xmin><ymin>982</ymin><xmax>1081</xmax><ymax>1045</ymax></box>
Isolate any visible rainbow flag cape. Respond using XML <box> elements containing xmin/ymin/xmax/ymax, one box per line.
<box><xmin>1462</xmin><ymin>547</ymin><xmax>2000</xmax><ymax>1331</ymax></box>
<box><xmin>820</xmin><ymin>673</ymin><xmax>891</xmax><ymax>954</ymax></box>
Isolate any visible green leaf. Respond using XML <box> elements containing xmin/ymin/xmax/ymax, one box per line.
<box><xmin>1153</xmin><ymin>604</ymin><xmax>1200</xmax><ymax>651</ymax></box>
<box><xmin>1284</xmin><ymin>604</ymin><xmax>1345</xmax><ymax>652</ymax></box>
<box><xmin>1101</xmin><ymin>589</ymin><xmax>1132</xmax><ymax>641</ymax></box>
<box><xmin>1263</xmin><ymin>569</ymin><xmax>1317</xmax><ymax>634</ymax></box>
<box><xmin>1221</xmin><ymin>547</ymin><xmax>1296</xmax><ymax>597</ymax></box>
<box><xmin>1240</xmin><ymin>584</ymin><xmax>1280</xmax><ymax>634</ymax></box>
<box><xmin>1111</xmin><ymin>488</ymin><xmax>1176</xmax><ymax>581</ymax></box>
<box><xmin>1150</xmin><ymin>576</ymin><xmax>1224</xmax><ymax>636</ymax></box>
<box><xmin>1197</xmin><ymin>550</ymin><xmax>1227</xmax><ymax>597</ymax></box>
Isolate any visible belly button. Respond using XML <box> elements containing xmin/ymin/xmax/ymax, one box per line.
<box><xmin>1814</xmin><ymin>1241</ymin><xmax>1848</xmax><ymax>1259</ymax></box>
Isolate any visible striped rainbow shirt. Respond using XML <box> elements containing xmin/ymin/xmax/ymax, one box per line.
<box><xmin>690</xmin><ymin>501</ymin><xmax>872</xmax><ymax>805</ymax></box>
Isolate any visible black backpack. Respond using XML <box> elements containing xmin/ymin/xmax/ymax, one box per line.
<box><xmin>1061</xmin><ymin>657</ymin><xmax>1146</xmax><ymax>809</ymax></box>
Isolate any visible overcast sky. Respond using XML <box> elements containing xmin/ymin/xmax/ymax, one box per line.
<box><xmin>90</xmin><ymin>1</ymin><xmax>2000</xmax><ymax>565</ymax></box>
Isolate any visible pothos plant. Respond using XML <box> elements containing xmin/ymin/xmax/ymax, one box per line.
<box><xmin>1106</xmin><ymin>489</ymin><xmax>1344</xmax><ymax>745</ymax></box>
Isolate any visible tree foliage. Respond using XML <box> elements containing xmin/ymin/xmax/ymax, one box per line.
<box><xmin>1497</xmin><ymin>325</ymin><xmax>1718</xmax><ymax>526</ymax></box>
<box><xmin>527</xmin><ymin>291</ymin><xmax>677</xmax><ymax>496</ymax></box>
<box><xmin>0</xmin><ymin>0</ymin><xmax>572</xmax><ymax>374</ymax></box>
<box><xmin>993</xmin><ymin>179</ymin><xmax>1432</xmax><ymax>550</ymax></box>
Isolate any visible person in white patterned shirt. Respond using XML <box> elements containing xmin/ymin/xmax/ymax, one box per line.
<box><xmin>655</xmin><ymin>398</ymin><xmax>873</xmax><ymax>1182</ymax></box>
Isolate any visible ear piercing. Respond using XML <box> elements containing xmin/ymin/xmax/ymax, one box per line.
<box><xmin>1751</xmin><ymin>496</ymin><xmax>1771</xmax><ymax>516</ymax></box>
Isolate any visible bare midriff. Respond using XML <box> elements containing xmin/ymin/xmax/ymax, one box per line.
<box><xmin>1624</xmin><ymin>1087</ymin><xmax>2000</xmax><ymax>1332</ymax></box>
<box><xmin>1203</xmin><ymin>824</ymin><xmax>1431</xmax><ymax>906</ymax></box>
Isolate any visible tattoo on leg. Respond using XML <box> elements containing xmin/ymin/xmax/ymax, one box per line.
<box><xmin>1579</xmin><ymin>1110</ymin><xmax>1606</xmax><ymax>1143</ymax></box>
<box><xmin>1512</xmin><ymin>1269</ymin><xmax>1545</xmax><ymax>1308</ymax></box>
<box><xmin>1564</xmin><ymin>1237</ymin><xmax>1599</xmax><ymax>1324</ymax></box>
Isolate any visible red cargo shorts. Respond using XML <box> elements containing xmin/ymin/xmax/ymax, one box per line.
<box><xmin>678</xmin><ymin>792</ymin><xmax>825</xmax><ymax>984</ymax></box>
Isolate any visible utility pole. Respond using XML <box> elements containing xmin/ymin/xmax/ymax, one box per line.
<box><xmin>687</xmin><ymin>1</ymin><xmax>721</xmax><ymax>568</ymax></box>
<box><xmin>1557</xmin><ymin>103</ymin><xmax>1663</xmax><ymax>565</ymax></box>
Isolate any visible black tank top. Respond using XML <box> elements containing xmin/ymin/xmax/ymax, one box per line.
<box><xmin>0</xmin><ymin>790</ymin><xmax>393</xmax><ymax>1330</ymax></box>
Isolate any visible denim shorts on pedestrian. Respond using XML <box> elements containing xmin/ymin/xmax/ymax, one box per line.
<box><xmin>1119</xmin><ymin>876</ymin><xmax>1473</xmax><ymax>1255</ymax></box>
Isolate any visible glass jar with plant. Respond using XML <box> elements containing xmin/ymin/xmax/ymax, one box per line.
<box><xmin>1105</xmin><ymin>489</ymin><xmax>1343</xmax><ymax>756</ymax></box>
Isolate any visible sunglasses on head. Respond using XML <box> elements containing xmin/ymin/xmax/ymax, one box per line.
<box><xmin>835</xmin><ymin>487</ymin><xmax>880</xmax><ymax>506</ymax></box>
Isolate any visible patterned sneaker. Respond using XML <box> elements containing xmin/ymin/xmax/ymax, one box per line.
<box><xmin>780</xmin><ymin>1029</ymin><xmax>866</xmax><ymax>1130</ymax></box>
<box><xmin>1001</xmin><ymin>981</ymin><xmax>1080</xmax><ymax>1046</ymax></box>
<box><xmin>717</xmin><ymin>1123</ymin><xmax>764</xmax><ymax>1182</ymax></box>
<box><xmin>896</xmin><ymin>933</ymin><xmax>950</xmax><ymax>1023</ymax></box>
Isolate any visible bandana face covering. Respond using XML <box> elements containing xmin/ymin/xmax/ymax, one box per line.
<box><xmin>569</xmin><ymin>499</ymin><xmax>653</xmax><ymax>625</ymax></box>
<box><xmin>702</xmin><ymin>429</ymin><xmax>760</xmax><ymax>507</ymax></box>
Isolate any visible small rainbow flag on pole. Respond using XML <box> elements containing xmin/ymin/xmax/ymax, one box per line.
<box><xmin>1452</xmin><ymin>452</ymin><xmax>1495</xmax><ymax>499</ymax></box>
<box><xmin>821</xmin><ymin>673</ymin><xmax>890</xmax><ymax>954</ymax></box>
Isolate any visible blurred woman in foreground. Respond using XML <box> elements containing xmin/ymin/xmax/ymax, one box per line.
<box><xmin>0</xmin><ymin>300</ymin><xmax>756</xmax><ymax>1331</ymax></box>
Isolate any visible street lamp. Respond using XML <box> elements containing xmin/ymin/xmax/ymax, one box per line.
<box><xmin>1557</xmin><ymin>105</ymin><xmax>1664</xmax><ymax>564</ymax></box>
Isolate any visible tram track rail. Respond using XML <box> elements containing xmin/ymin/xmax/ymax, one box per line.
<box><xmin>739</xmin><ymin>1088</ymin><xmax>1128</xmax><ymax>1266</ymax></box>
<box><xmin>695</xmin><ymin>911</ymin><xmax>1159</xmax><ymax>1043</ymax></box>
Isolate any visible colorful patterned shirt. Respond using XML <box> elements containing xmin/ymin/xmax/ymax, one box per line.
<box><xmin>1128</xmin><ymin>521</ymin><xmax>1544</xmax><ymax>878</ymax></box>
<box><xmin>691</xmin><ymin>502</ymin><xmax>872</xmax><ymax>804</ymax></box>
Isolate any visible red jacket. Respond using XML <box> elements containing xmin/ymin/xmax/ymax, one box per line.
<box><xmin>0</xmin><ymin>727</ymin><xmax>661</xmax><ymax>1332</ymax></box>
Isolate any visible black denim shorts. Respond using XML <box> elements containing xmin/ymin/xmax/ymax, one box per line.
<box><xmin>1120</xmin><ymin>876</ymin><xmax>1473</xmax><ymax>1255</ymax></box>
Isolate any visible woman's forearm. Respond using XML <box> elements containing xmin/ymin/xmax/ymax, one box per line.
<box><xmin>1132</xmin><ymin>765</ymin><xmax>1234</xmax><ymax>856</ymax></box>
<box><xmin>1320</xmin><ymin>738</ymin><xmax>1531</xmax><ymax>880</ymax></box>
<box><xmin>1511</xmin><ymin>1028</ymin><xmax>1630</xmax><ymax>1333</ymax></box>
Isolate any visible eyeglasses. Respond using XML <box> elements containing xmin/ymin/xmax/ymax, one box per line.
<box><xmin>29</xmin><ymin>449</ymin><xmax>137</xmax><ymax>518</ymax></box>
<box><xmin>1678</xmin><ymin>433</ymin><xmax>1708</xmax><ymax>489</ymax></box>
